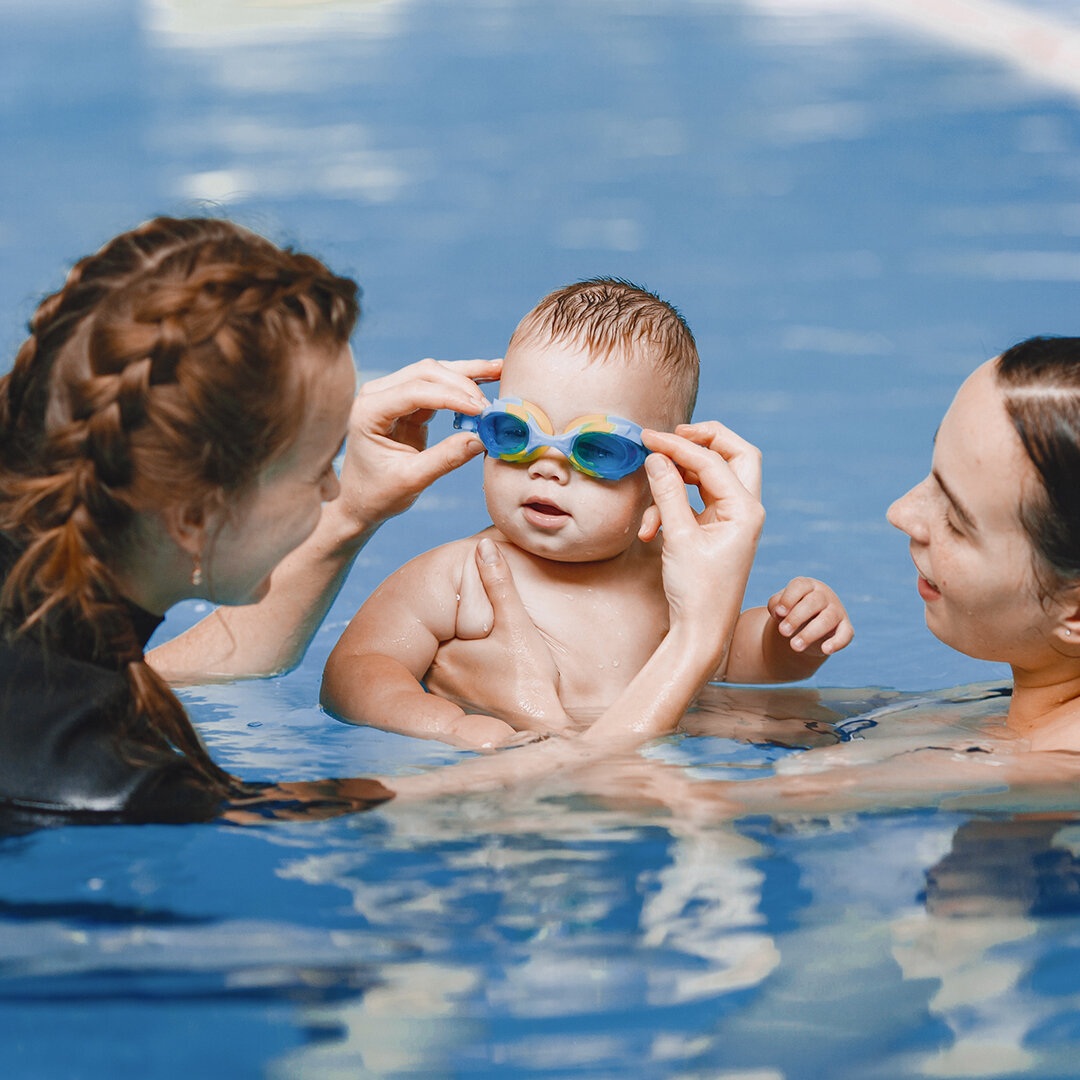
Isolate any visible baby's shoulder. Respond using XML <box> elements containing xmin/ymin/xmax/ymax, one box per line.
<box><xmin>405</xmin><ymin>529</ymin><xmax>523</xmax><ymax>642</ymax></box>
<box><xmin>382</xmin><ymin>529</ymin><xmax>499</xmax><ymax>583</ymax></box>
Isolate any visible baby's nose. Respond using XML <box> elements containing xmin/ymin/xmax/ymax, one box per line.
<box><xmin>527</xmin><ymin>448</ymin><xmax>572</xmax><ymax>483</ymax></box>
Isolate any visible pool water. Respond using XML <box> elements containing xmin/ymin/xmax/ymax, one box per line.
<box><xmin>5</xmin><ymin>0</ymin><xmax>1080</xmax><ymax>1076</ymax></box>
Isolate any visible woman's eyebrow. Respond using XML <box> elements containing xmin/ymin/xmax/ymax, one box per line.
<box><xmin>933</xmin><ymin>468</ymin><xmax>978</xmax><ymax>530</ymax></box>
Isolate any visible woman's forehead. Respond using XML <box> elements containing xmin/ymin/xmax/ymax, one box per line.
<box><xmin>936</xmin><ymin>361</ymin><xmax>1033</xmax><ymax>528</ymax></box>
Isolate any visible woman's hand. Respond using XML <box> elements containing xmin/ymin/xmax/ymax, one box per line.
<box><xmin>639</xmin><ymin>429</ymin><xmax>765</xmax><ymax>648</ymax></box>
<box><xmin>335</xmin><ymin>357</ymin><xmax>500</xmax><ymax>535</ymax></box>
<box><xmin>425</xmin><ymin>538</ymin><xmax>573</xmax><ymax>735</ymax></box>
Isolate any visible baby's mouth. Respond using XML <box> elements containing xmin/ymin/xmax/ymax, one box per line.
<box><xmin>523</xmin><ymin>499</ymin><xmax>571</xmax><ymax>527</ymax></box>
<box><xmin>525</xmin><ymin>499</ymin><xmax>568</xmax><ymax>516</ymax></box>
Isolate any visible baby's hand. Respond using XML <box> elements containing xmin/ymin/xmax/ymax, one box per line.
<box><xmin>768</xmin><ymin>578</ymin><xmax>853</xmax><ymax>657</ymax></box>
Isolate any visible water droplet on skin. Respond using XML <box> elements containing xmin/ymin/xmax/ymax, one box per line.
<box><xmin>612</xmin><ymin>659</ymin><xmax>620</xmax><ymax>668</ymax></box>
<box><xmin>455</xmin><ymin>594</ymin><xmax>461</xmax><ymax>601</ymax></box>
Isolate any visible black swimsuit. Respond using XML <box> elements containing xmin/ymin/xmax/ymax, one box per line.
<box><xmin>0</xmin><ymin>605</ymin><xmax>231</xmax><ymax>828</ymax></box>
<box><xmin>0</xmin><ymin>592</ymin><xmax>391</xmax><ymax>832</ymax></box>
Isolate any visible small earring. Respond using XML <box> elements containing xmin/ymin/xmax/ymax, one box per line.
<box><xmin>1067</xmin><ymin>628</ymin><xmax>1073</xmax><ymax>637</ymax></box>
<box><xmin>191</xmin><ymin>555</ymin><xmax>203</xmax><ymax>587</ymax></box>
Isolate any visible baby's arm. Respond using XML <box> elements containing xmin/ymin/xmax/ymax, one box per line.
<box><xmin>722</xmin><ymin>577</ymin><xmax>853</xmax><ymax>683</ymax></box>
<box><xmin>320</xmin><ymin>541</ymin><xmax>520</xmax><ymax>749</ymax></box>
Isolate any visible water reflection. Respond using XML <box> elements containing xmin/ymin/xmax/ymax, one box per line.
<box><xmin>146</xmin><ymin>0</ymin><xmax>407</xmax><ymax>45</ymax></box>
<box><xmin>893</xmin><ymin>815</ymin><xmax>1080</xmax><ymax>1077</ymax></box>
<box><xmin>271</xmin><ymin>804</ymin><xmax>778</xmax><ymax>1076</ymax></box>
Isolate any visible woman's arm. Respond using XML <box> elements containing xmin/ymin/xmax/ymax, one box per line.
<box><xmin>148</xmin><ymin>358</ymin><xmax>498</xmax><ymax>683</ymax></box>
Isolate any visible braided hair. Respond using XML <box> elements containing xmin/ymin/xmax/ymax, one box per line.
<box><xmin>0</xmin><ymin>217</ymin><xmax>359</xmax><ymax>790</ymax></box>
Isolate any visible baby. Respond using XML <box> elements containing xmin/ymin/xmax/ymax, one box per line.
<box><xmin>322</xmin><ymin>280</ymin><xmax>853</xmax><ymax>748</ymax></box>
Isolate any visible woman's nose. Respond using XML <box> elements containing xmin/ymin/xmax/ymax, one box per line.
<box><xmin>887</xmin><ymin>479</ymin><xmax>930</xmax><ymax>544</ymax></box>
<box><xmin>527</xmin><ymin>449</ymin><xmax>571</xmax><ymax>483</ymax></box>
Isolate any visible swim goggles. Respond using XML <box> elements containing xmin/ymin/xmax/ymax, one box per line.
<box><xmin>453</xmin><ymin>397</ymin><xmax>648</xmax><ymax>480</ymax></box>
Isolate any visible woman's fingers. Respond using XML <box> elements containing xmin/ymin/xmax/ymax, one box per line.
<box><xmin>674</xmin><ymin>420</ymin><xmax>762</xmax><ymax>499</ymax></box>
<box><xmin>358</xmin><ymin>356</ymin><xmax>501</xmax><ymax>404</ymax></box>
<box><xmin>334</xmin><ymin>357</ymin><xmax>499</xmax><ymax>529</ymax></box>
<box><xmin>357</xmin><ymin>377</ymin><xmax>487</xmax><ymax>433</ymax></box>
<box><xmin>473</xmin><ymin>538</ymin><xmax>534</xmax><ymax>635</ymax></box>
<box><xmin>642</xmin><ymin>429</ymin><xmax>757</xmax><ymax>515</ymax></box>
<box><xmin>409</xmin><ymin>432</ymin><xmax>487</xmax><ymax>487</ymax></box>
<box><xmin>643</xmin><ymin>454</ymin><xmax>700</xmax><ymax>536</ymax></box>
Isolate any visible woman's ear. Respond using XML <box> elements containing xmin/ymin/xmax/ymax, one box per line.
<box><xmin>160</xmin><ymin>492</ymin><xmax>225</xmax><ymax>556</ymax></box>
<box><xmin>1052</xmin><ymin>585</ymin><xmax>1080</xmax><ymax>651</ymax></box>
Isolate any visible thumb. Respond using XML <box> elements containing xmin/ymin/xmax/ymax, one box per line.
<box><xmin>644</xmin><ymin>454</ymin><xmax>696</xmax><ymax>537</ymax></box>
<box><xmin>474</xmin><ymin>538</ymin><xmax>532</xmax><ymax>627</ymax></box>
<box><xmin>407</xmin><ymin>432</ymin><xmax>484</xmax><ymax>488</ymax></box>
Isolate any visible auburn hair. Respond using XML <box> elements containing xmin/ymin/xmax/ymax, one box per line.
<box><xmin>509</xmin><ymin>278</ymin><xmax>699</xmax><ymax>423</ymax></box>
<box><xmin>0</xmin><ymin>216</ymin><xmax>359</xmax><ymax>791</ymax></box>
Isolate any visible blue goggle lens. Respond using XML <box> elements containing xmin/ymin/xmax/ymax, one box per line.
<box><xmin>479</xmin><ymin>411</ymin><xmax>530</xmax><ymax>454</ymax></box>
<box><xmin>571</xmin><ymin>431</ymin><xmax>648</xmax><ymax>479</ymax></box>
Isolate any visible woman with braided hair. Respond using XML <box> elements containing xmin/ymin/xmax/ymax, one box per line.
<box><xmin>0</xmin><ymin>216</ymin><xmax>765</xmax><ymax>827</ymax></box>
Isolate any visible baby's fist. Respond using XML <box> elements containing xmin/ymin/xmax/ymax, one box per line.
<box><xmin>768</xmin><ymin>577</ymin><xmax>853</xmax><ymax>657</ymax></box>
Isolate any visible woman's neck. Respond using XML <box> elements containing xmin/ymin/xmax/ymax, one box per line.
<box><xmin>1007</xmin><ymin>660</ymin><xmax>1080</xmax><ymax>749</ymax></box>
<box><xmin>110</xmin><ymin>515</ymin><xmax>195</xmax><ymax>617</ymax></box>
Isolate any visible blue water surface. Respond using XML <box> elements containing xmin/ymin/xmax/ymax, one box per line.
<box><xmin>4</xmin><ymin>0</ymin><xmax>1080</xmax><ymax>1076</ymax></box>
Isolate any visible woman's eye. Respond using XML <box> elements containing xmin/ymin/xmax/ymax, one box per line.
<box><xmin>943</xmin><ymin>510</ymin><xmax>962</xmax><ymax>535</ymax></box>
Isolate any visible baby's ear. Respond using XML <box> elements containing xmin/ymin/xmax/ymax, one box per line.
<box><xmin>638</xmin><ymin>503</ymin><xmax>662</xmax><ymax>542</ymax></box>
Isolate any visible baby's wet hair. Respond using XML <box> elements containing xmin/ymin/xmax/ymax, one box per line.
<box><xmin>510</xmin><ymin>278</ymin><xmax>699</xmax><ymax>424</ymax></box>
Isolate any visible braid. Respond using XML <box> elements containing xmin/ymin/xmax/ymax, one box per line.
<box><xmin>0</xmin><ymin>217</ymin><xmax>359</xmax><ymax>793</ymax></box>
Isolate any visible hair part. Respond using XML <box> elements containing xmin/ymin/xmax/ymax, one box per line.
<box><xmin>0</xmin><ymin>216</ymin><xmax>360</xmax><ymax>793</ymax></box>
<box><xmin>509</xmin><ymin>278</ymin><xmax>699</xmax><ymax>424</ymax></box>
<box><xmin>995</xmin><ymin>336</ymin><xmax>1080</xmax><ymax>599</ymax></box>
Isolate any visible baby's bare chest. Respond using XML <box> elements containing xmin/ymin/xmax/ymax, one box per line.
<box><xmin>488</xmin><ymin>572</ymin><xmax>669</xmax><ymax>711</ymax></box>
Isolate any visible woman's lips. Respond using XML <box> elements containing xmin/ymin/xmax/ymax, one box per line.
<box><xmin>916</xmin><ymin>571</ymin><xmax>941</xmax><ymax>601</ymax></box>
<box><xmin>523</xmin><ymin>500</ymin><xmax>570</xmax><ymax>529</ymax></box>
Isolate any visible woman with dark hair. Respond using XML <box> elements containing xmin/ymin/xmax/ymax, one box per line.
<box><xmin>886</xmin><ymin>337</ymin><xmax>1080</xmax><ymax>753</ymax></box>
<box><xmin>541</xmin><ymin>337</ymin><xmax>1080</xmax><ymax>818</ymax></box>
<box><xmin>0</xmin><ymin>216</ymin><xmax>763</xmax><ymax>828</ymax></box>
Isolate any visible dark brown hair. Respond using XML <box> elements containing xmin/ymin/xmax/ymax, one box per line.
<box><xmin>996</xmin><ymin>336</ymin><xmax>1080</xmax><ymax>595</ymax></box>
<box><xmin>0</xmin><ymin>216</ymin><xmax>359</xmax><ymax>790</ymax></box>
<box><xmin>510</xmin><ymin>278</ymin><xmax>699</xmax><ymax>423</ymax></box>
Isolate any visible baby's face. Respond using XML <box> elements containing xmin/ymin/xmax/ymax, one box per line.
<box><xmin>482</xmin><ymin>336</ymin><xmax>681</xmax><ymax>563</ymax></box>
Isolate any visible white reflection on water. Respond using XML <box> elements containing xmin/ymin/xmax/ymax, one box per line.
<box><xmin>144</xmin><ymin>0</ymin><xmax>407</xmax><ymax>45</ymax></box>
<box><xmin>923</xmin><ymin>249</ymin><xmax>1080</xmax><ymax>281</ymax></box>
<box><xmin>746</xmin><ymin>0</ymin><xmax>1080</xmax><ymax>99</ymax></box>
